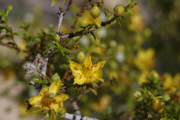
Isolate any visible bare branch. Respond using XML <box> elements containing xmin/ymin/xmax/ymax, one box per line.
<box><xmin>57</xmin><ymin>11</ymin><xmax>65</xmax><ymax>35</ymax></box>
<box><xmin>69</xmin><ymin>97</ymin><xmax>81</xmax><ymax>115</ymax></box>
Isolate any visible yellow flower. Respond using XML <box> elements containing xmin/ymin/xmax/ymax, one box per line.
<box><xmin>26</xmin><ymin>80</ymin><xmax>69</xmax><ymax>114</ymax></box>
<box><xmin>134</xmin><ymin>48</ymin><xmax>155</xmax><ymax>71</ymax></box>
<box><xmin>70</xmin><ymin>56</ymin><xmax>106</xmax><ymax>85</ymax></box>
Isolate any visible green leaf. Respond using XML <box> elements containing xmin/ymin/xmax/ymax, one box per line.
<box><xmin>52</xmin><ymin>73</ymin><xmax>61</xmax><ymax>81</ymax></box>
<box><xmin>47</xmin><ymin>43</ymin><xmax>57</xmax><ymax>48</ymax></box>
<box><xmin>83</xmin><ymin>85</ymin><xmax>86</xmax><ymax>91</ymax></box>
<box><xmin>32</xmin><ymin>78</ymin><xmax>40</xmax><ymax>83</ymax></box>
<box><xmin>45</xmin><ymin>113</ymin><xmax>50</xmax><ymax>120</ymax></box>
<box><xmin>58</xmin><ymin>108</ymin><xmax>66</xmax><ymax>116</ymax></box>
<box><xmin>100</xmin><ymin>0</ymin><xmax>104</xmax><ymax>5</ymax></box>
<box><xmin>89</xmin><ymin>88</ymin><xmax>97</xmax><ymax>96</ymax></box>
<box><xmin>103</xmin><ymin>7</ymin><xmax>110</xmax><ymax>16</ymax></box>
<box><xmin>90</xmin><ymin>31</ymin><xmax>99</xmax><ymax>40</ymax></box>
<box><xmin>117</xmin><ymin>19</ymin><xmax>122</xmax><ymax>26</ymax></box>
<box><xmin>20</xmin><ymin>22</ymin><xmax>30</xmax><ymax>31</ymax></box>
<box><xmin>127</xmin><ymin>8</ymin><xmax>134</xmax><ymax>15</ymax></box>
<box><xmin>92</xmin><ymin>82</ymin><xmax>98</xmax><ymax>88</ymax></box>
<box><xmin>51</xmin><ymin>0</ymin><xmax>61</xmax><ymax>7</ymax></box>
<box><xmin>60</xmin><ymin>47</ymin><xmax>71</xmax><ymax>54</ymax></box>
<box><xmin>43</xmin><ymin>79</ymin><xmax>49</xmax><ymax>84</ymax></box>
<box><xmin>94</xmin><ymin>23</ymin><xmax>101</xmax><ymax>28</ymax></box>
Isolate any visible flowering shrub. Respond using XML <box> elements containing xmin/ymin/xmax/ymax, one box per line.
<box><xmin>0</xmin><ymin>0</ymin><xmax>180</xmax><ymax>120</ymax></box>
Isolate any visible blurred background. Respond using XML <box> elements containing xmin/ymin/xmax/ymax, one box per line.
<box><xmin>0</xmin><ymin>0</ymin><xmax>180</xmax><ymax>120</ymax></box>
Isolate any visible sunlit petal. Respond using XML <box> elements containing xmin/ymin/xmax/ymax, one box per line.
<box><xmin>29</xmin><ymin>95</ymin><xmax>43</xmax><ymax>105</ymax></box>
<box><xmin>55</xmin><ymin>94</ymin><xmax>69</xmax><ymax>103</ymax></box>
<box><xmin>49</xmin><ymin>80</ymin><xmax>61</xmax><ymax>95</ymax></box>
<box><xmin>70</xmin><ymin>61</ymin><xmax>82</xmax><ymax>76</ymax></box>
<box><xmin>74</xmin><ymin>75</ymin><xmax>86</xmax><ymax>85</ymax></box>
<box><xmin>83</xmin><ymin>56</ymin><xmax>92</xmax><ymax>67</ymax></box>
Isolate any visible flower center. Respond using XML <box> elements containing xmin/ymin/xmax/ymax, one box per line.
<box><xmin>42</xmin><ymin>94</ymin><xmax>55</xmax><ymax>107</ymax></box>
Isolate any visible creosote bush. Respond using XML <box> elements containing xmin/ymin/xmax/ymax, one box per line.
<box><xmin>0</xmin><ymin>0</ymin><xmax>180</xmax><ymax>120</ymax></box>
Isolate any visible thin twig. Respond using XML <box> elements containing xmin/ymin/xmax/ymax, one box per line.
<box><xmin>61</xmin><ymin>16</ymin><xmax>118</xmax><ymax>39</ymax></box>
<box><xmin>0</xmin><ymin>42</ymin><xmax>26</xmax><ymax>53</ymax></box>
<box><xmin>63</xmin><ymin>0</ymin><xmax>73</xmax><ymax>16</ymax></box>
<box><xmin>37</xmin><ymin>69</ymin><xmax>52</xmax><ymax>84</ymax></box>
<box><xmin>77</xmin><ymin>81</ymin><xmax>110</xmax><ymax>100</ymax></box>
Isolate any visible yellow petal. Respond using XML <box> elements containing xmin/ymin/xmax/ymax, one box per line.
<box><xmin>86</xmin><ymin>77</ymin><xmax>95</xmax><ymax>84</ymax></box>
<box><xmin>50</xmin><ymin>103</ymin><xmax>63</xmax><ymax>113</ymax></box>
<box><xmin>74</xmin><ymin>75</ymin><xmax>86</xmax><ymax>85</ymax></box>
<box><xmin>55</xmin><ymin>94</ymin><xmax>69</xmax><ymax>103</ymax></box>
<box><xmin>83</xmin><ymin>56</ymin><xmax>92</xmax><ymax>67</ymax></box>
<box><xmin>39</xmin><ymin>87</ymin><xmax>49</xmax><ymax>96</ymax></box>
<box><xmin>93</xmin><ymin>71</ymin><xmax>104</xmax><ymax>82</ymax></box>
<box><xmin>69</xmin><ymin>61</ymin><xmax>82</xmax><ymax>77</ymax></box>
<box><xmin>29</xmin><ymin>95</ymin><xmax>43</xmax><ymax>105</ymax></box>
<box><xmin>49</xmin><ymin>80</ymin><xmax>61</xmax><ymax>95</ymax></box>
<box><xmin>93</xmin><ymin>70</ymin><xmax>103</xmax><ymax>78</ymax></box>
<box><xmin>92</xmin><ymin>61</ymin><xmax>106</xmax><ymax>72</ymax></box>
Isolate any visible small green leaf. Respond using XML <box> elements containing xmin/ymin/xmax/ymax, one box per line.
<box><xmin>100</xmin><ymin>0</ymin><xmax>104</xmax><ymax>5</ymax></box>
<box><xmin>127</xmin><ymin>8</ymin><xmax>134</xmax><ymax>15</ymax></box>
<box><xmin>89</xmin><ymin>88</ymin><xmax>97</xmax><ymax>96</ymax></box>
<box><xmin>92</xmin><ymin>82</ymin><xmax>98</xmax><ymax>88</ymax></box>
<box><xmin>117</xmin><ymin>19</ymin><xmax>121</xmax><ymax>26</ymax></box>
<box><xmin>103</xmin><ymin>7</ymin><xmax>110</xmax><ymax>16</ymax></box>
<box><xmin>52</xmin><ymin>73</ymin><xmax>61</xmax><ymax>81</ymax></box>
<box><xmin>58</xmin><ymin>108</ymin><xmax>66</xmax><ymax>116</ymax></box>
<box><xmin>94</xmin><ymin>23</ymin><xmax>101</xmax><ymax>28</ymax></box>
<box><xmin>51</xmin><ymin>0</ymin><xmax>60</xmax><ymax>7</ymax></box>
<box><xmin>83</xmin><ymin>85</ymin><xmax>86</xmax><ymax>91</ymax></box>
<box><xmin>90</xmin><ymin>31</ymin><xmax>99</xmax><ymax>40</ymax></box>
<box><xmin>43</xmin><ymin>79</ymin><xmax>49</xmax><ymax>84</ymax></box>
<box><xmin>45</xmin><ymin>113</ymin><xmax>50</xmax><ymax>120</ymax></box>
<box><xmin>47</xmin><ymin>43</ymin><xmax>57</xmax><ymax>48</ymax></box>
<box><xmin>32</xmin><ymin>78</ymin><xmax>40</xmax><ymax>83</ymax></box>
<box><xmin>60</xmin><ymin>47</ymin><xmax>71</xmax><ymax>54</ymax></box>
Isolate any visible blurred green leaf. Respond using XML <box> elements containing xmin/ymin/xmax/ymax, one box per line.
<box><xmin>90</xmin><ymin>31</ymin><xmax>99</xmax><ymax>40</ymax></box>
<box><xmin>103</xmin><ymin>7</ymin><xmax>110</xmax><ymax>16</ymax></box>
<box><xmin>51</xmin><ymin>0</ymin><xmax>60</xmax><ymax>7</ymax></box>
<box><xmin>52</xmin><ymin>73</ymin><xmax>61</xmax><ymax>81</ymax></box>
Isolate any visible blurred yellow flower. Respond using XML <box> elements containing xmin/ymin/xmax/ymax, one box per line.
<box><xmin>91</xmin><ymin>95</ymin><xmax>111</xmax><ymax>113</ymax></box>
<box><xmin>70</xmin><ymin>56</ymin><xmax>106</xmax><ymax>85</ymax></box>
<box><xmin>134</xmin><ymin>48</ymin><xmax>155</xmax><ymax>71</ymax></box>
<box><xmin>26</xmin><ymin>80</ymin><xmax>69</xmax><ymax>115</ymax></box>
<box><xmin>163</xmin><ymin>73</ymin><xmax>176</xmax><ymax>93</ymax></box>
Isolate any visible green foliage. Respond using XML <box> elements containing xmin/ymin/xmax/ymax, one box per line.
<box><xmin>1</xmin><ymin>0</ymin><xmax>180</xmax><ymax>120</ymax></box>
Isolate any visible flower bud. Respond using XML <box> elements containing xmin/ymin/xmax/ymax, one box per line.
<box><xmin>77</xmin><ymin>51</ymin><xmax>85</xmax><ymax>63</ymax></box>
<box><xmin>54</xmin><ymin>34</ymin><xmax>60</xmax><ymax>42</ymax></box>
<box><xmin>152</xmin><ymin>98</ymin><xmax>165</xmax><ymax>114</ymax></box>
<box><xmin>90</xmin><ymin>6</ymin><xmax>101</xmax><ymax>18</ymax></box>
<box><xmin>114</xmin><ymin>5</ymin><xmax>125</xmax><ymax>17</ymax></box>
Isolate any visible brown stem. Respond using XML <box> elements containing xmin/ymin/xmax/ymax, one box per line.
<box><xmin>63</xmin><ymin>0</ymin><xmax>73</xmax><ymax>16</ymax></box>
<box><xmin>37</xmin><ymin>69</ymin><xmax>52</xmax><ymax>84</ymax></box>
<box><xmin>77</xmin><ymin>81</ymin><xmax>110</xmax><ymax>100</ymax></box>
